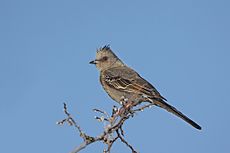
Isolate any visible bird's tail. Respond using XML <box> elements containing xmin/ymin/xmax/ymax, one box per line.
<box><xmin>149</xmin><ymin>98</ymin><xmax>201</xmax><ymax>130</ymax></box>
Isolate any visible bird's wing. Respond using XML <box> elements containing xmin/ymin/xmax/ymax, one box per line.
<box><xmin>103</xmin><ymin>66</ymin><xmax>166</xmax><ymax>100</ymax></box>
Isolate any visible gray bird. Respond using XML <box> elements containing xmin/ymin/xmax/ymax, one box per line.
<box><xmin>90</xmin><ymin>45</ymin><xmax>201</xmax><ymax>130</ymax></box>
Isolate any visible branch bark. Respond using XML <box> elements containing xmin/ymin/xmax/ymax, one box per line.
<box><xmin>57</xmin><ymin>102</ymin><xmax>153</xmax><ymax>153</ymax></box>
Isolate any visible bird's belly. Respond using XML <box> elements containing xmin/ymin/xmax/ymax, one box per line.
<box><xmin>102</xmin><ymin>83</ymin><xmax>124</xmax><ymax>103</ymax></box>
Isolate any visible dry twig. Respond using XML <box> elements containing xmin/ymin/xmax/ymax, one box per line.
<box><xmin>57</xmin><ymin>102</ymin><xmax>152</xmax><ymax>153</ymax></box>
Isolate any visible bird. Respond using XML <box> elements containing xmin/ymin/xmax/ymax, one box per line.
<box><xmin>89</xmin><ymin>45</ymin><xmax>201</xmax><ymax>130</ymax></box>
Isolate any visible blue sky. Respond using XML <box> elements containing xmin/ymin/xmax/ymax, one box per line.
<box><xmin>0</xmin><ymin>0</ymin><xmax>229</xmax><ymax>153</ymax></box>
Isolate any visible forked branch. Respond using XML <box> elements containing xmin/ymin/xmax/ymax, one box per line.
<box><xmin>57</xmin><ymin>102</ymin><xmax>153</xmax><ymax>153</ymax></box>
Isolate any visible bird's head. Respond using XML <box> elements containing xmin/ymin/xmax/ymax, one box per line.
<box><xmin>90</xmin><ymin>45</ymin><xmax>124</xmax><ymax>71</ymax></box>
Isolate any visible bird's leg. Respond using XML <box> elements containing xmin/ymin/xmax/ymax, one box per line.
<box><xmin>117</xmin><ymin>102</ymin><xmax>134</xmax><ymax>118</ymax></box>
<box><xmin>116</xmin><ymin>96</ymin><xmax>132</xmax><ymax>116</ymax></box>
<box><xmin>124</xmin><ymin>101</ymin><xmax>133</xmax><ymax>109</ymax></box>
<box><xmin>110</xmin><ymin>97</ymin><xmax>135</xmax><ymax>123</ymax></box>
<box><xmin>110</xmin><ymin>106</ymin><xmax>129</xmax><ymax>119</ymax></box>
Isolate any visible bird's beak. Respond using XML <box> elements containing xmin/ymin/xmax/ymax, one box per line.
<box><xmin>89</xmin><ymin>60</ymin><xmax>97</xmax><ymax>64</ymax></box>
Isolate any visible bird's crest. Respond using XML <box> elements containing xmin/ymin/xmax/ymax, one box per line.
<box><xmin>97</xmin><ymin>45</ymin><xmax>111</xmax><ymax>53</ymax></box>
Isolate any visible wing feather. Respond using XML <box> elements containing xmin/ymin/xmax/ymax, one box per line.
<box><xmin>103</xmin><ymin>66</ymin><xmax>167</xmax><ymax>100</ymax></box>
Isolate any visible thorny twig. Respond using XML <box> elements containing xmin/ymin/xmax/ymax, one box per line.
<box><xmin>57</xmin><ymin>102</ymin><xmax>152</xmax><ymax>153</ymax></box>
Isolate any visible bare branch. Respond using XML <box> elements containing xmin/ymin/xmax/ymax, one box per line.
<box><xmin>70</xmin><ymin>141</ymin><xmax>88</xmax><ymax>153</ymax></box>
<box><xmin>116</xmin><ymin>130</ymin><xmax>138</xmax><ymax>153</ymax></box>
<box><xmin>104</xmin><ymin>136</ymin><xmax>119</xmax><ymax>153</ymax></box>
<box><xmin>93</xmin><ymin>108</ymin><xmax>110</xmax><ymax>118</ymax></box>
<box><xmin>57</xmin><ymin>103</ymin><xmax>84</xmax><ymax>135</ymax></box>
<box><xmin>58</xmin><ymin>102</ymin><xmax>151</xmax><ymax>153</ymax></box>
<box><xmin>133</xmin><ymin>103</ymin><xmax>154</xmax><ymax>112</ymax></box>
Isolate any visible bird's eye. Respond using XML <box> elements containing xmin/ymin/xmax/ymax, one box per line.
<box><xmin>102</xmin><ymin>56</ymin><xmax>108</xmax><ymax>61</ymax></box>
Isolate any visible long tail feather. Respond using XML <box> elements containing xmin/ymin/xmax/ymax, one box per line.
<box><xmin>150</xmin><ymin>98</ymin><xmax>201</xmax><ymax>130</ymax></box>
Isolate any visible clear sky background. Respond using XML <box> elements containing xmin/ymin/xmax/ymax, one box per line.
<box><xmin>0</xmin><ymin>0</ymin><xmax>229</xmax><ymax>153</ymax></box>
